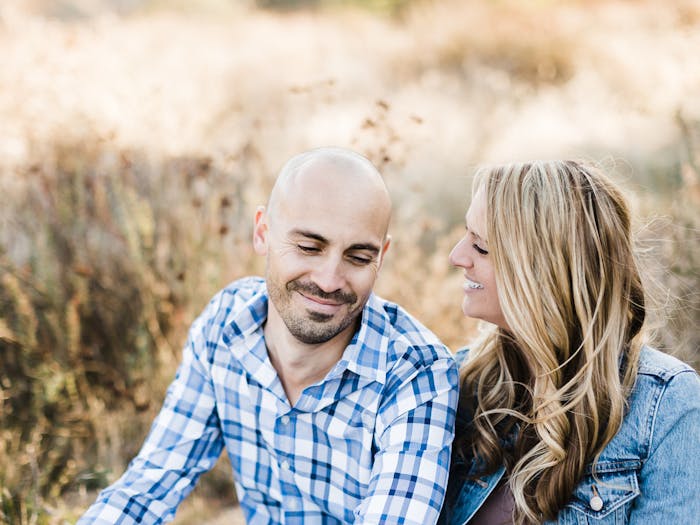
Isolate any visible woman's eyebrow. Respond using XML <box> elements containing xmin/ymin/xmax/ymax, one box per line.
<box><xmin>465</xmin><ymin>222</ymin><xmax>488</xmax><ymax>244</ymax></box>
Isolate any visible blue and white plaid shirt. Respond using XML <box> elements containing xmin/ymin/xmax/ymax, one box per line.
<box><xmin>80</xmin><ymin>277</ymin><xmax>458</xmax><ymax>524</ymax></box>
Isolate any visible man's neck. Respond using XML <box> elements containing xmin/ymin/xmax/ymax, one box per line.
<box><xmin>263</xmin><ymin>313</ymin><xmax>356</xmax><ymax>407</ymax></box>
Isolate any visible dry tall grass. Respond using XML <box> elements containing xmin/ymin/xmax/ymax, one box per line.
<box><xmin>1</xmin><ymin>1</ymin><xmax>699</xmax><ymax>523</ymax></box>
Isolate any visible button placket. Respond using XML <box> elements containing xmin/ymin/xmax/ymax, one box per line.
<box><xmin>276</xmin><ymin>414</ymin><xmax>294</xmax><ymax>474</ymax></box>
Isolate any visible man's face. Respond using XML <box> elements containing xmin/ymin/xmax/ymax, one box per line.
<box><xmin>254</xmin><ymin>161</ymin><xmax>390</xmax><ymax>345</ymax></box>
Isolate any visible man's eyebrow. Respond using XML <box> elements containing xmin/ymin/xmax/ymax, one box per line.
<box><xmin>347</xmin><ymin>243</ymin><xmax>380</xmax><ymax>255</ymax></box>
<box><xmin>290</xmin><ymin>230</ymin><xmax>381</xmax><ymax>255</ymax></box>
<box><xmin>290</xmin><ymin>229</ymin><xmax>328</xmax><ymax>243</ymax></box>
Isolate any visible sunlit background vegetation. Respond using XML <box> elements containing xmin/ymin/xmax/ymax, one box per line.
<box><xmin>1</xmin><ymin>0</ymin><xmax>699</xmax><ymax>523</ymax></box>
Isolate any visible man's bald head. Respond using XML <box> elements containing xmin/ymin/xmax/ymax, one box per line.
<box><xmin>253</xmin><ymin>147</ymin><xmax>393</xmax><ymax>347</ymax></box>
<box><xmin>266</xmin><ymin>147</ymin><xmax>392</xmax><ymax>237</ymax></box>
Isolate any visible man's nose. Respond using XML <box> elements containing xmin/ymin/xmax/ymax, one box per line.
<box><xmin>311</xmin><ymin>255</ymin><xmax>346</xmax><ymax>293</ymax></box>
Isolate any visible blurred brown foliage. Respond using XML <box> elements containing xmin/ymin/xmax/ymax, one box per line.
<box><xmin>0</xmin><ymin>142</ymin><xmax>263</xmax><ymax>522</ymax></box>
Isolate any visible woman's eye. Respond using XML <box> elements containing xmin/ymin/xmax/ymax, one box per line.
<box><xmin>473</xmin><ymin>244</ymin><xmax>489</xmax><ymax>255</ymax></box>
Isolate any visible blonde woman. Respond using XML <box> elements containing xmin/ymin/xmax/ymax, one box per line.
<box><xmin>439</xmin><ymin>160</ymin><xmax>700</xmax><ymax>524</ymax></box>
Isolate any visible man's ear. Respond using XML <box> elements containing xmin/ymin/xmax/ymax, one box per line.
<box><xmin>253</xmin><ymin>206</ymin><xmax>268</xmax><ymax>256</ymax></box>
<box><xmin>377</xmin><ymin>235</ymin><xmax>391</xmax><ymax>270</ymax></box>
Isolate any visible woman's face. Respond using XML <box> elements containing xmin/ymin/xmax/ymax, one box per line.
<box><xmin>449</xmin><ymin>187</ymin><xmax>509</xmax><ymax>330</ymax></box>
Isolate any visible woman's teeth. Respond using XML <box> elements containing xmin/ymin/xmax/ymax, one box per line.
<box><xmin>465</xmin><ymin>279</ymin><xmax>484</xmax><ymax>290</ymax></box>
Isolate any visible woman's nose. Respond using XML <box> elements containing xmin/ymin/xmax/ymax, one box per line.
<box><xmin>449</xmin><ymin>238</ymin><xmax>473</xmax><ymax>268</ymax></box>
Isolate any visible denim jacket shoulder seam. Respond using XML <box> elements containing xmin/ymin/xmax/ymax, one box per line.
<box><xmin>645</xmin><ymin>368</ymin><xmax>698</xmax><ymax>459</ymax></box>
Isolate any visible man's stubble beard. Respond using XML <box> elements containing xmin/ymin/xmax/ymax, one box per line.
<box><xmin>267</xmin><ymin>278</ymin><xmax>361</xmax><ymax>345</ymax></box>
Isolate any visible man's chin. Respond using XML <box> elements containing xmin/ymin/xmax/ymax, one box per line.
<box><xmin>289</xmin><ymin>325</ymin><xmax>341</xmax><ymax>345</ymax></box>
<box><xmin>307</xmin><ymin>310</ymin><xmax>335</xmax><ymax>323</ymax></box>
<box><xmin>285</xmin><ymin>312</ymin><xmax>358</xmax><ymax>345</ymax></box>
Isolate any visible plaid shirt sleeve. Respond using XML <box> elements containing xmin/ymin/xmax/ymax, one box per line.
<box><xmin>355</xmin><ymin>345</ymin><xmax>459</xmax><ymax>525</ymax></box>
<box><xmin>78</xmin><ymin>295</ymin><xmax>226</xmax><ymax>525</ymax></box>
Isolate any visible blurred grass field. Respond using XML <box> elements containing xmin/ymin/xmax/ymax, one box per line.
<box><xmin>1</xmin><ymin>0</ymin><xmax>699</xmax><ymax>523</ymax></box>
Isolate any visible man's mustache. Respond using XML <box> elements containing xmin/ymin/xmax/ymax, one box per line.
<box><xmin>287</xmin><ymin>281</ymin><xmax>357</xmax><ymax>304</ymax></box>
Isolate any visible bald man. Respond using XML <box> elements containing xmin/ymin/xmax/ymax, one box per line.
<box><xmin>79</xmin><ymin>148</ymin><xmax>458</xmax><ymax>525</ymax></box>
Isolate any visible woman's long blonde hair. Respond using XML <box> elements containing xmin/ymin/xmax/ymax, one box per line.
<box><xmin>455</xmin><ymin>160</ymin><xmax>646</xmax><ymax>523</ymax></box>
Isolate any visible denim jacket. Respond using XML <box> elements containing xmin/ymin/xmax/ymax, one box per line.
<box><xmin>439</xmin><ymin>346</ymin><xmax>700</xmax><ymax>524</ymax></box>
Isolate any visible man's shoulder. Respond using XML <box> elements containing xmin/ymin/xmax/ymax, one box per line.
<box><xmin>219</xmin><ymin>275</ymin><xmax>266</xmax><ymax>299</ymax></box>
<box><xmin>368</xmin><ymin>294</ymin><xmax>453</xmax><ymax>366</ymax></box>
<box><xmin>192</xmin><ymin>276</ymin><xmax>267</xmax><ymax>336</ymax></box>
<box><xmin>206</xmin><ymin>276</ymin><xmax>265</xmax><ymax>309</ymax></box>
<box><xmin>365</xmin><ymin>296</ymin><xmax>458</xmax><ymax>416</ymax></box>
